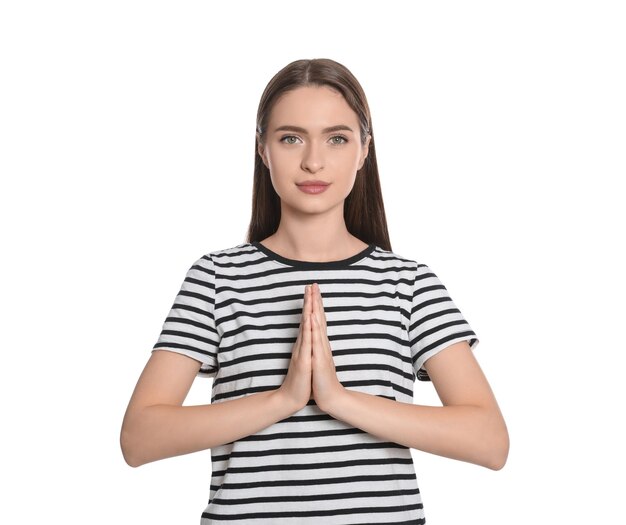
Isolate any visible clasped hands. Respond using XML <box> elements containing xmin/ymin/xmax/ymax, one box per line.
<box><xmin>280</xmin><ymin>282</ymin><xmax>346</xmax><ymax>413</ymax></box>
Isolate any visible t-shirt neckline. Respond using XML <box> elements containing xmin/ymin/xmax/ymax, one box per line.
<box><xmin>251</xmin><ymin>241</ymin><xmax>376</xmax><ymax>269</ymax></box>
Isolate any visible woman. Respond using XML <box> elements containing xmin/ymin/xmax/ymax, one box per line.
<box><xmin>121</xmin><ymin>58</ymin><xmax>509</xmax><ymax>524</ymax></box>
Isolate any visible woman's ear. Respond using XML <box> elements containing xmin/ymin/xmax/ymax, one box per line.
<box><xmin>358</xmin><ymin>134</ymin><xmax>371</xmax><ymax>171</ymax></box>
<box><xmin>257</xmin><ymin>141</ymin><xmax>269</xmax><ymax>169</ymax></box>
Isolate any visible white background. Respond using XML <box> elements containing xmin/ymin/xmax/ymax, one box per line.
<box><xmin>2</xmin><ymin>1</ymin><xmax>624</xmax><ymax>523</ymax></box>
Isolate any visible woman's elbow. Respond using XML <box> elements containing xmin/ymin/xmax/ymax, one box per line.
<box><xmin>473</xmin><ymin>406</ymin><xmax>509</xmax><ymax>471</ymax></box>
<box><xmin>120</xmin><ymin>426</ymin><xmax>139</xmax><ymax>468</ymax></box>
<box><xmin>120</xmin><ymin>414</ymin><xmax>145</xmax><ymax>468</ymax></box>
<box><xmin>485</xmin><ymin>416</ymin><xmax>510</xmax><ymax>471</ymax></box>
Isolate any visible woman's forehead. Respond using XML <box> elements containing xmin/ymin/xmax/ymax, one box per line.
<box><xmin>269</xmin><ymin>86</ymin><xmax>358</xmax><ymax>130</ymax></box>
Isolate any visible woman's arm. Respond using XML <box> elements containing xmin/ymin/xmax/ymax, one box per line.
<box><xmin>120</xmin><ymin>350</ymin><xmax>298</xmax><ymax>468</ymax></box>
<box><xmin>321</xmin><ymin>341</ymin><xmax>509</xmax><ymax>470</ymax></box>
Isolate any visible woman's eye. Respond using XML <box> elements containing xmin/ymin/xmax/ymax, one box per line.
<box><xmin>279</xmin><ymin>135</ymin><xmax>348</xmax><ymax>145</ymax></box>
<box><xmin>330</xmin><ymin>135</ymin><xmax>348</xmax><ymax>145</ymax></box>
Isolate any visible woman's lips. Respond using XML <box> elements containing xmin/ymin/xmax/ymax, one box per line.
<box><xmin>296</xmin><ymin>182</ymin><xmax>330</xmax><ymax>194</ymax></box>
<box><xmin>296</xmin><ymin>183</ymin><xmax>330</xmax><ymax>194</ymax></box>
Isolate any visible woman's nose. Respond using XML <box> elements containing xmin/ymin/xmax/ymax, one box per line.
<box><xmin>301</xmin><ymin>141</ymin><xmax>324</xmax><ymax>172</ymax></box>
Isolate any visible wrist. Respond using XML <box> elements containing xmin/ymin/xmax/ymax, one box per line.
<box><xmin>271</xmin><ymin>387</ymin><xmax>302</xmax><ymax>415</ymax></box>
<box><xmin>318</xmin><ymin>385</ymin><xmax>349</xmax><ymax>415</ymax></box>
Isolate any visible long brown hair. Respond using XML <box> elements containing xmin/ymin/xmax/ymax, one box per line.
<box><xmin>246</xmin><ymin>58</ymin><xmax>392</xmax><ymax>252</ymax></box>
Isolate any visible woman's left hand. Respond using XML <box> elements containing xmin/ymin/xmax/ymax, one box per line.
<box><xmin>309</xmin><ymin>282</ymin><xmax>346</xmax><ymax>412</ymax></box>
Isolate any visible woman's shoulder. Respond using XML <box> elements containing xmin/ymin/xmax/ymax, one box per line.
<box><xmin>183</xmin><ymin>243</ymin><xmax>256</xmax><ymax>271</ymax></box>
<box><xmin>205</xmin><ymin>242</ymin><xmax>255</xmax><ymax>259</ymax></box>
<box><xmin>370</xmin><ymin>245</ymin><xmax>422</xmax><ymax>271</ymax></box>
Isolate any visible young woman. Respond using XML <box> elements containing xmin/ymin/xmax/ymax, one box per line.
<box><xmin>121</xmin><ymin>58</ymin><xmax>509</xmax><ymax>524</ymax></box>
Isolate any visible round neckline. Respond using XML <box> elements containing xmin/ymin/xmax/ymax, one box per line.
<box><xmin>251</xmin><ymin>240</ymin><xmax>376</xmax><ymax>269</ymax></box>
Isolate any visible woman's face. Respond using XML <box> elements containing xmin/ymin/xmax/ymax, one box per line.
<box><xmin>258</xmin><ymin>85</ymin><xmax>371</xmax><ymax>217</ymax></box>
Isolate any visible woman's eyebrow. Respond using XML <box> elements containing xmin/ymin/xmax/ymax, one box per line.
<box><xmin>273</xmin><ymin>124</ymin><xmax>354</xmax><ymax>134</ymax></box>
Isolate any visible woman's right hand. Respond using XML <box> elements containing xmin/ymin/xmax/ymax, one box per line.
<box><xmin>276</xmin><ymin>284</ymin><xmax>313</xmax><ymax>412</ymax></box>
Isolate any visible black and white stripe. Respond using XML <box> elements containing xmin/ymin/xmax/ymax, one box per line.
<box><xmin>153</xmin><ymin>242</ymin><xmax>479</xmax><ymax>524</ymax></box>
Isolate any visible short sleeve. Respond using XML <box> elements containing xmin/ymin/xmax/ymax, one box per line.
<box><xmin>151</xmin><ymin>254</ymin><xmax>220</xmax><ymax>378</ymax></box>
<box><xmin>408</xmin><ymin>262</ymin><xmax>479</xmax><ymax>382</ymax></box>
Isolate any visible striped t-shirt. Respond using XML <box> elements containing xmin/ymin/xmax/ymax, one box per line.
<box><xmin>152</xmin><ymin>241</ymin><xmax>479</xmax><ymax>524</ymax></box>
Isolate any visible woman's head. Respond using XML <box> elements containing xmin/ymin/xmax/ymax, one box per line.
<box><xmin>247</xmin><ymin>58</ymin><xmax>391</xmax><ymax>251</ymax></box>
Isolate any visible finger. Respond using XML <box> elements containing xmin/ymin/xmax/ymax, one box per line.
<box><xmin>303</xmin><ymin>285</ymin><xmax>310</xmax><ymax>319</ymax></box>
<box><xmin>303</xmin><ymin>310</ymin><xmax>312</xmax><ymax>357</ymax></box>
<box><xmin>313</xmin><ymin>283</ymin><xmax>322</xmax><ymax>309</ymax></box>
<box><xmin>296</xmin><ymin>285</ymin><xmax>310</xmax><ymax>356</ymax></box>
<box><xmin>311</xmin><ymin>311</ymin><xmax>320</xmax><ymax>359</ymax></box>
<box><xmin>311</xmin><ymin>284</ymin><xmax>317</xmax><ymax>319</ymax></box>
<box><xmin>313</xmin><ymin>311</ymin><xmax>329</xmax><ymax>358</ymax></box>
<box><xmin>311</xmin><ymin>290</ymin><xmax>331</xmax><ymax>356</ymax></box>
<box><xmin>313</xmin><ymin>283</ymin><xmax>326</xmax><ymax>328</ymax></box>
<box><xmin>307</xmin><ymin>284</ymin><xmax>313</xmax><ymax>315</ymax></box>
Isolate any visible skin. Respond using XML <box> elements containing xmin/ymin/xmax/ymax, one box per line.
<box><xmin>306</xmin><ymin>282</ymin><xmax>509</xmax><ymax>470</ymax></box>
<box><xmin>257</xmin><ymin>85</ymin><xmax>372</xmax><ymax>261</ymax></box>
<box><xmin>120</xmin><ymin>85</ymin><xmax>509</xmax><ymax>471</ymax></box>
<box><xmin>258</xmin><ymin>85</ymin><xmax>509</xmax><ymax>470</ymax></box>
